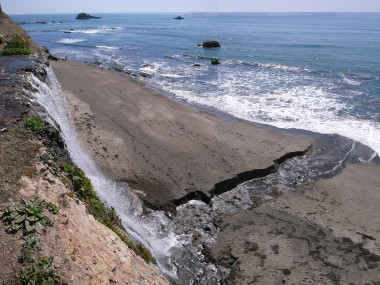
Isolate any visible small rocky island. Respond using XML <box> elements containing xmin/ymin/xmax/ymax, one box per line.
<box><xmin>76</xmin><ymin>13</ymin><xmax>102</xmax><ymax>20</ymax></box>
<box><xmin>202</xmin><ymin>40</ymin><xmax>221</xmax><ymax>48</ymax></box>
<box><xmin>174</xmin><ymin>16</ymin><xmax>184</xmax><ymax>20</ymax></box>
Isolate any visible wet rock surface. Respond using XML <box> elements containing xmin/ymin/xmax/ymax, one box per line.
<box><xmin>0</xmin><ymin>57</ymin><xmax>42</xmax><ymax>128</ymax></box>
<box><xmin>202</xmin><ymin>40</ymin><xmax>221</xmax><ymax>48</ymax></box>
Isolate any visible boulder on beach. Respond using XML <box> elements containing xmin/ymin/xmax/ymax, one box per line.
<box><xmin>202</xmin><ymin>40</ymin><xmax>221</xmax><ymax>48</ymax></box>
<box><xmin>76</xmin><ymin>13</ymin><xmax>102</xmax><ymax>20</ymax></box>
<box><xmin>174</xmin><ymin>16</ymin><xmax>184</xmax><ymax>20</ymax></box>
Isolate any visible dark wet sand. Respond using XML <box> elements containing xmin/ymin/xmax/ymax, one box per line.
<box><xmin>51</xmin><ymin>60</ymin><xmax>311</xmax><ymax>210</ymax></box>
<box><xmin>206</xmin><ymin>164</ymin><xmax>380</xmax><ymax>284</ymax></box>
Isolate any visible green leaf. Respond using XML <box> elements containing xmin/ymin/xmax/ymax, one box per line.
<box><xmin>26</xmin><ymin>215</ymin><xmax>39</xmax><ymax>222</ymax></box>
<box><xmin>35</xmin><ymin>222</ymin><xmax>43</xmax><ymax>234</ymax></box>
<box><xmin>14</xmin><ymin>214</ymin><xmax>26</xmax><ymax>223</ymax></box>
<box><xmin>25</xmin><ymin>220</ymin><xmax>33</xmax><ymax>232</ymax></box>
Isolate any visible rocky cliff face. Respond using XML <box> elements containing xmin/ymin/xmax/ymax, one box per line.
<box><xmin>17</xmin><ymin>148</ymin><xmax>168</xmax><ymax>285</ymax></box>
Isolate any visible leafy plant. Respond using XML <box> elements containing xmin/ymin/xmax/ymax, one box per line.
<box><xmin>20</xmin><ymin>234</ymin><xmax>43</xmax><ymax>263</ymax></box>
<box><xmin>46</xmin><ymin>202</ymin><xmax>59</xmax><ymax>214</ymax></box>
<box><xmin>25</xmin><ymin>117</ymin><xmax>45</xmax><ymax>133</ymax></box>
<box><xmin>22</xmin><ymin>234</ymin><xmax>43</xmax><ymax>251</ymax></box>
<box><xmin>2</xmin><ymin>198</ymin><xmax>48</xmax><ymax>234</ymax></box>
<box><xmin>20</xmin><ymin>256</ymin><xmax>60</xmax><ymax>285</ymax></box>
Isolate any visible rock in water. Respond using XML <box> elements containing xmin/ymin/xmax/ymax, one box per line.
<box><xmin>211</xmin><ymin>58</ymin><xmax>220</xmax><ymax>65</ymax></box>
<box><xmin>174</xmin><ymin>16</ymin><xmax>184</xmax><ymax>20</ymax></box>
<box><xmin>203</xmin><ymin>40</ymin><xmax>221</xmax><ymax>48</ymax></box>
<box><xmin>76</xmin><ymin>13</ymin><xmax>102</xmax><ymax>20</ymax></box>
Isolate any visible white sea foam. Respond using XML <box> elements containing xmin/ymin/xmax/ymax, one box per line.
<box><xmin>102</xmin><ymin>26</ymin><xmax>123</xmax><ymax>31</ymax></box>
<box><xmin>96</xmin><ymin>45</ymin><xmax>120</xmax><ymax>50</ymax></box>
<box><xmin>57</xmin><ymin>38</ymin><xmax>85</xmax><ymax>44</ymax></box>
<box><xmin>148</xmin><ymin>62</ymin><xmax>380</xmax><ymax>156</ymax></box>
<box><xmin>71</xmin><ymin>29</ymin><xmax>102</xmax><ymax>34</ymax></box>
<box><xmin>341</xmin><ymin>74</ymin><xmax>361</xmax><ymax>86</ymax></box>
<box><xmin>178</xmin><ymin>88</ymin><xmax>380</xmax><ymax>155</ymax></box>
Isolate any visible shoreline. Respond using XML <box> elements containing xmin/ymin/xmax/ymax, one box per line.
<box><xmin>51</xmin><ymin>60</ymin><xmax>313</xmax><ymax>211</ymax></box>
<box><xmin>49</xmin><ymin>59</ymin><xmax>380</xmax><ymax>284</ymax></box>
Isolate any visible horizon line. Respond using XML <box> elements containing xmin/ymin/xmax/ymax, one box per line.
<box><xmin>8</xmin><ymin>11</ymin><xmax>380</xmax><ymax>15</ymax></box>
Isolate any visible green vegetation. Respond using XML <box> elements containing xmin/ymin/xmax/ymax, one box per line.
<box><xmin>25</xmin><ymin>116</ymin><xmax>45</xmax><ymax>132</ymax></box>
<box><xmin>62</xmin><ymin>162</ymin><xmax>122</xmax><ymax>228</ymax></box>
<box><xmin>0</xmin><ymin>47</ymin><xmax>31</xmax><ymax>55</ymax></box>
<box><xmin>142</xmin><ymin>203</ymin><xmax>150</xmax><ymax>216</ymax></box>
<box><xmin>0</xmin><ymin>36</ymin><xmax>31</xmax><ymax>56</ymax></box>
<box><xmin>20</xmin><ymin>234</ymin><xmax>43</xmax><ymax>263</ymax></box>
<box><xmin>46</xmin><ymin>202</ymin><xmax>59</xmax><ymax>214</ymax></box>
<box><xmin>20</xmin><ymin>256</ymin><xmax>60</xmax><ymax>285</ymax></box>
<box><xmin>4</xmin><ymin>36</ymin><xmax>29</xmax><ymax>49</ymax></box>
<box><xmin>62</xmin><ymin>162</ymin><xmax>152</xmax><ymax>263</ymax></box>
<box><xmin>2</xmin><ymin>198</ymin><xmax>49</xmax><ymax>234</ymax></box>
<box><xmin>1</xmin><ymin>198</ymin><xmax>60</xmax><ymax>284</ymax></box>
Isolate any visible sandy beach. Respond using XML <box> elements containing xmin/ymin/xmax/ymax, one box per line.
<box><xmin>51</xmin><ymin>60</ymin><xmax>311</xmax><ymax>210</ymax></box>
<box><xmin>51</xmin><ymin>60</ymin><xmax>380</xmax><ymax>284</ymax></box>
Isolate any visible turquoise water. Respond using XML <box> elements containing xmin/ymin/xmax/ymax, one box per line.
<box><xmin>12</xmin><ymin>12</ymin><xmax>380</xmax><ymax>154</ymax></box>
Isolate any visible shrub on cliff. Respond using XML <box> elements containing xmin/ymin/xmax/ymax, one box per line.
<box><xmin>0</xmin><ymin>36</ymin><xmax>31</xmax><ymax>55</ymax></box>
<box><xmin>25</xmin><ymin>116</ymin><xmax>45</xmax><ymax>132</ymax></box>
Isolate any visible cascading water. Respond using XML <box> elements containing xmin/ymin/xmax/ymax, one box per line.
<box><xmin>28</xmin><ymin>65</ymin><xmax>232</xmax><ymax>285</ymax></box>
<box><xmin>28</xmin><ymin>66</ymin><xmax>182</xmax><ymax>280</ymax></box>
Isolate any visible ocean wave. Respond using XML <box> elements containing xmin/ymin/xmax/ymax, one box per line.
<box><xmin>96</xmin><ymin>45</ymin><xmax>120</xmax><ymax>50</ymax></box>
<box><xmin>57</xmin><ymin>38</ymin><xmax>86</xmax><ymax>44</ymax></box>
<box><xmin>235</xmin><ymin>60</ymin><xmax>311</xmax><ymax>72</ymax></box>
<box><xmin>183</xmin><ymin>54</ymin><xmax>311</xmax><ymax>73</ymax></box>
<box><xmin>101</xmin><ymin>26</ymin><xmax>124</xmax><ymax>31</ymax></box>
<box><xmin>342</xmin><ymin>75</ymin><xmax>361</xmax><ymax>86</ymax></box>
<box><xmin>339</xmin><ymin>72</ymin><xmax>379</xmax><ymax>86</ymax></box>
<box><xmin>147</xmin><ymin>67</ymin><xmax>380</xmax><ymax>155</ymax></box>
<box><xmin>70</xmin><ymin>29</ymin><xmax>102</xmax><ymax>34</ymax></box>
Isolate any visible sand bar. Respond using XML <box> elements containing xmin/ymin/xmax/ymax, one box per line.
<box><xmin>51</xmin><ymin>60</ymin><xmax>312</xmax><ymax>210</ymax></box>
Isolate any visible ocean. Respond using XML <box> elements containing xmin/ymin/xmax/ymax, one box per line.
<box><xmin>11</xmin><ymin>12</ymin><xmax>380</xmax><ymax>154</ymax></box>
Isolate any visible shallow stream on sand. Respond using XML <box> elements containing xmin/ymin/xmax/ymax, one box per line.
<box><xmin>28</xmin><ymin>62</ymin><xmax>378</xmax><ymax>284</ymax></box>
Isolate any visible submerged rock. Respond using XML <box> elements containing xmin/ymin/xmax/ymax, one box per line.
<box><xmin>76</xmin><ymin>13</ymin><xmax>102</xmax><ymax>20</ymax></box>
<box><xmin>203</xmin><ymin>40</ymin><xmax>221</xmax><ymax>48</ymax></box>
<box><xmin>211</xmin><ymin>58</ymin><xmax>220</xmax><ymax>65</ymax></box>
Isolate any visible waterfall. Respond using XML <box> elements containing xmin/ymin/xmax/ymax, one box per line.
<box><xmin>28</xmin><ymin>66</ymin><xmax>180</xmax><ymax>280</ymax></box>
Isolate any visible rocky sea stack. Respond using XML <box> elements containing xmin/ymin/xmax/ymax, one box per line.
<box><xmin>75</xmin><ymin>13</ymin><xmax>102</xmax><ymax>20</ymax></box>
<box><xmin>202</xmin><ymin>40</ymin><xmax>221</xmax><ymax>48</ymax></box>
